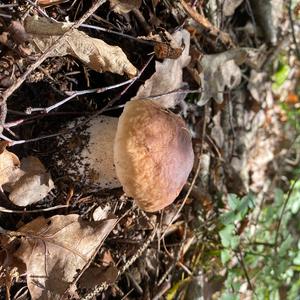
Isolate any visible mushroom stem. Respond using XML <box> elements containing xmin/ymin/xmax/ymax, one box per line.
<box><xmin>57</xmin><ymin>115</ymin><xmax>121</xmax><ymax>190</ymax></box>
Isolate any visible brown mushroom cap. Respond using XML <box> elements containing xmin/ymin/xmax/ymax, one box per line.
<box><xmin>114</xmin><ymin>99</ymin><xmax>194</xmax><ymax>212</ymax></box>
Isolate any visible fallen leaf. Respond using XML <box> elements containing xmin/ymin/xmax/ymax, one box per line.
<box><xmin>223</xmin><ymin>0</ymin><xmax>243</xmax><ymax>17</ymax></box>
<box><xmin>109</xmin><ymin>0</ymin><xmax>141</xmax><ymax>14</ymax></box>
<box><xmin>8</xmin><ymin>21</ymin><xmax>31</xmax><ymax>44</ymax></box>
<box><xmin>197</xmin><ymin>49</ymin><xmax>248</xmax><ymax>106</ymax></box>
<box><xmin>14</xmin><ymin>214</ymin><xmax>117</xmax><ymax>300</ymax></box>
<box><xmin>249</xmin><ymin>0</ymin><xmax>284</xmax><ymax>44</ymax></box>
<box><xmin>3</xmin><ymin>156</ymin><xmax>54</xmax><ymax>207</ymax></box>
<box><xmin>134</xmin><ymin>29</ymin><xmax>190</xmax><ymax>108</ymax></box>
<box><xmin>24</xmin><ymin>16</ymin><xmax>137</xmax><ymax>77</ymax></box>
<box><xmin>78</xmin><ymin>265</ymin><xmax>118</xmax><ymax>290</ymax></box>
<box><xmin>0</xmin><ymin>142</ymin><xmax>20</xmax><ymax>188</ymax></box>
<box><xmin>9</xmin><ymin>173</ymin><xmax>54</xmax><ymax>207</ymax></box>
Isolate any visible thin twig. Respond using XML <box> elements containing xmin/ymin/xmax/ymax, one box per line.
<box><xmin>274</xmin><ymin>178</ymin><xmax>300</xmax><ymax>252</ymax></box>
<box><xmin>26</xmin><ymin>77</ymin><xmax>136</xmax><ymax>114</ymax></box>
<box><xmin>0</xmin><ymin>0</ymin><xmax>107</xmax><ymax>105</ymax></box>
<box><xmin>82</xmin><ymin>225</ymin><xmax>158</xmax><ymax>300</ymax></box>
<box><xmin>179</xmin><ymin>0</ymin><xmax>234</xmax><ymax>48</ymax></box>
<box><xmin>0</xmin><ymin>204</ymin><xmax>69</xmax><ymax>213</ymax></box>
<box><xmin>4</xmin><ymin>55</ymin><xmax>153</xmax><ymax>146</ymax></box>
<box><xmin>288</xmin><ymin>0</ymin><xmax>300</xmax><ymax>60</ymax></box>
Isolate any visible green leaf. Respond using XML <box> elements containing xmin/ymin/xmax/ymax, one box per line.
<box><xmin>220</xmin><ymin>211</ymin><xmax>237</xmax><ymax>225</ymax></box>
<box><xmin>228</xmin><ymin>194</ymin><xmax>239</xmax><ymax>210</ymax></box>
<box><xmin>221</xmin><ymin>249</ymin><xmax>232</xmax><ymax>264</ymax></box>
<box><xmin>220</xmin><ymin>293</ymin><xmax>238</xmax><ymax>300</ymax></box>
<box><xmin>230</xmin><ymin>236</ymin><xmax>240</xmax><ymax>250</ymax></box>
<box><xmin>279</xmin><ymin>235</ymin><xmax>293</xmax><ymax>257</ymax></box>
<box><xmin>219</xmin><ymin>224</ymin><xmax>235</xmax><ymax>248</ymax></box>
<box><xmin>272</xmin><ymin>63</ymin><xmax>290</xmax><ymax>90</ymax></box>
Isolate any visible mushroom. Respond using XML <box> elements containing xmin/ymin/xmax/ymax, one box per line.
<box><xmin>56</xmin><ymin>99</ymin><xmax>194</xmax><ymax>212</ymax></box>
<box><xmin>114</xmin><ymin>99</ymin><xmax>194</xmax><ymax>212</ymax></box>
<box><xmin>55</xmin><ymin>115</ymin><xmax>121</xmax><ymax>191</ymax></box>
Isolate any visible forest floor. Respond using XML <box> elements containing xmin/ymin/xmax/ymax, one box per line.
<box><xmin>0</xmin><ymin>1</ymin><xmax>299</xmax><ymax>299</ymax></box>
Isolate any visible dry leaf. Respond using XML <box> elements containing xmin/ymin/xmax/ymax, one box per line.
<box><xmin>78</xmin><ymin>265</ymin><xmax>118</xmax><ymax>290</ymax></box>
<box><xmin>197</xmin><ymin>49</ymin><xmax>248</xmax><ymax>106</ymax></box>
<box><xmin>0</xmin><ymin>142</ymin><xmax>20</xmax><ymax>188</ymax></box>
<box><xmin>3</xmin><ymin>156</ymin><xmax>54</xmax><ymax>206</ymax></box>
<box><xmin>249</xmin><ymin>0</ymin><xmax>283</xmax><ymax>44</ymax></box>
<box><xmin>14</xmin><ymin>214</ymin><xmax>117</xmax><ymax>300</ymax></box>
<box><xmin>109</xmin><ymin>0</ymin><xmax>141</xmax><ymax>14</ymax></box>
<box><xmin>8</xmin><ymin>21</ymin><xmax>31</xmax><ymax>44</ymax></box>
<box><xmin>223</xmin><ymin>0</ymin><xmax>243</xmax><ymax>16</ymax></box>
<box><xmin>24</xmin><ymin>16</ymin><xmax>137</xmax><ymax>77</ymax></box>
<box><xmin>9</xmin><ymin>173</ymin><xmax>54</xmax><ymax>207</ymax></box>
<box><xmin>134</xmin><ymin>29</ymin><xmax>190</xmax><ymax>108</ymax></box>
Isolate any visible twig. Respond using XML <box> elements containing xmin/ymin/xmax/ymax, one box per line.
<box><xmin>274</xmin><ymin>178</ymin><xmax>300</xmax><ymax>252</ymax></box>
<box><xmin>288</xmin><ymin>0</ymin><xmax>300</xmax><ymax>60</ymax></box>
<box><xmin>82</xmin><ymin>225</ymin><xmax>157</xmax><ymax>300</ymax></box>
<box><xmin>0</xmin><ymin>204</ymin><xmax>69</xmax><ymax>213</ymax></box>
<box><xmin>26</xmin><ymin>77</ymin><xmax>136</xmax><ymax>114</ymax></box>
<box><xmin>179</xmin><ymin>0</ymin><xmax>234</xmax><ymax>48</ymax></box>
<box><xmin>235</xmin><ymin>249</ymin><xmax>255</xmax><ymax>292</ymax></box>
<box><xmin>0</xmin><ymin>0</ymin><xmax>107</xmax><ymax>106</ymax></box>
<box><xmin>3</xmin><ymin>55</ymin><xmax>153</xmax><ymax>146</ymax></box>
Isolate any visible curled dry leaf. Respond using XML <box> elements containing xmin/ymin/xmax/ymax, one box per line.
<box><xmin>9</xmin><ymin>173</ymin><xmax>54</xmax><ymax>207</ymax></box>
<box><xmin>3</xmin><ymin>156</ymin><xmax>54</xmax><ymax>207</ymax></box>
<box><xmin>197</xmin><ymin>49</ymin><xmax>249</xmax><ymax>106</ymax></box>
<box><xmin>134</xmin><ymin>29</ymin><xmax>191</xmax><ymax>109</ymax></box>
<box><xmin>13</xmin><ymin>214</ymin><xmax>117</xmax><ymax>300</ymax></box>
<box><xmin>0</xmin><ymin>141</ymin><xmax>20</xmax><ymax>187</ymax></box>
<box><xmin>109</xmin><ymin>0</ymin><xmax>141</xmax><ymax>14</ymax></box>
<box><xmin>24</xmin><ymin>16</ymin><xmax>137</xmax><ymax>77</ymax></box>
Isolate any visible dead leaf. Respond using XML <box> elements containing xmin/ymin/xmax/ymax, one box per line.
<box><xmin>249</xmin><ymin>0</ymin><xmax>283</xmax><ymax>44</ymax></box>
<box><xmin>197</xmin><ymin>49</ymin><xmax>248</xmax><ymax>106</ymax></box>
<box><xmin>8</xmin><ymin>173</ymin><xmax>54</xmax><ymax>207</ymax></box>
<box><xmin>8</xmin><ymin>21</ymin><xmax>31</xmax><ymax>45</ymax></box>
<box><xmin>14</xmin><ymin>214</ymin><xmax>117</xmax><ymax>300</ymax></box>
<box><xmin>134</xmin><ymin>29</ymin><xmax>190</xmax><ymax>108</ymax></box>
<box><xmin>78</xmin><ymin>265</ymin><xmax>118</xmax><ymax>290</ymax></box>
<box><xmin>109</xmin><ymin>0</ymin><xmax>141</xmax><ymax>14</ymax></box>
<box><xmin>223</xmin><ymin>0</ymin><xmax>243</xmax><ymax>17</ymax></box>
<box><xmin>0</xmin><ymin>142</ymin><xmax>20</xmax><ymax>188</ymax></box>
<box><xmin>3</xmin><ymin>156</ymin><xmax>54</xmax><ymax>206</ymax></box>
<box><xmin>24</xmin><ymin>16</ymin><xmax>137</xmax><ymax>77</ymax></box>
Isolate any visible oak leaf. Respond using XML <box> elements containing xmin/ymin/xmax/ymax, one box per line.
<box><xmin>24</xmin><ymin>16</ymin><xmax>137</xmax><ymax>77</ymax></box>
<box><xmin>134</xmin><ymin>29</ymin><xmax>190</xmax><ymax>109</ymax></box>
<box><xmin>14</xmin><ymin>214</ymin><xmax>117</xmax><ymax>300</ymax></box>
<box><xmin>0</xmin><ymin>141</ymin><xmax>20</xmax><ymax>188</ymax></box>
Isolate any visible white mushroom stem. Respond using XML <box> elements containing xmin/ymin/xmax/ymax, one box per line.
<box><xmin>57</xmin><ymin>115</ymin><xmax>121</xmax><ymax>190</ymax></box>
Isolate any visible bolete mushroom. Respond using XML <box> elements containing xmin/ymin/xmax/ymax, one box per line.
<box><xmin>56</xmin><ymin>99</ymin><xmax>194</xmax><ymax>212</ymax></box>
<box><xmin>114</xmin><ymin>99</ymin><xmax>194</xmax><ymax>212</ymax></box>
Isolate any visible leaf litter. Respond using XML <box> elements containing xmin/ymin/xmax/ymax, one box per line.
<box><xmin>10</xmin><ymin>215</ymin><xmax>117</xmax><ymax>300</ymax></box>
<box><xmin>0</xmin><ymin>0</ymin><xmax>297</xmax><ymax>299</ymax></box>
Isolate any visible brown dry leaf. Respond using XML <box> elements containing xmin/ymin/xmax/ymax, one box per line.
<box><xmin>134</xmin><ymin>29</ymin><xmax>190</xmax><ymax>108</ymax></box>
<box><xmin>8</xmin><ymin>21</ymin><xmax>31</xmax><ymax>44</ymax></box>
<box><xmin>197</xmin><ymin>49</ymin><xmax>249</xmax><ymax>106</ymax></box>
<box><xmin>24</xmin><ymin>16</ymin><xmax>137</xmax><ymax>77</ymax></box>
<box><xmin>109</xmin><ymin>0</ymin><xmax>141</xmax><ymax>14</ymax></box>
<box><xmin>14</xmin><ymin>214</ymin><xmax>117</xmax><ymax>300</ymax></box>
<box><xmin>0</xmin><ymin>142</ymin><xmax>20</xmax><ymax>188</ymax></box>
<box><xmin>9</xmin><ymin>173</ymin><xmax>54</xmax><ymax>207</ymax></box>
<box><xmin>3</xmin><ymin>156</ymin><xmax>54</xmax><ymax>206</ymax></box>
<box><xmin>223</xmin><ymin>0</ymin><xmax>243</xmax><ymax>16</ymax></box>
